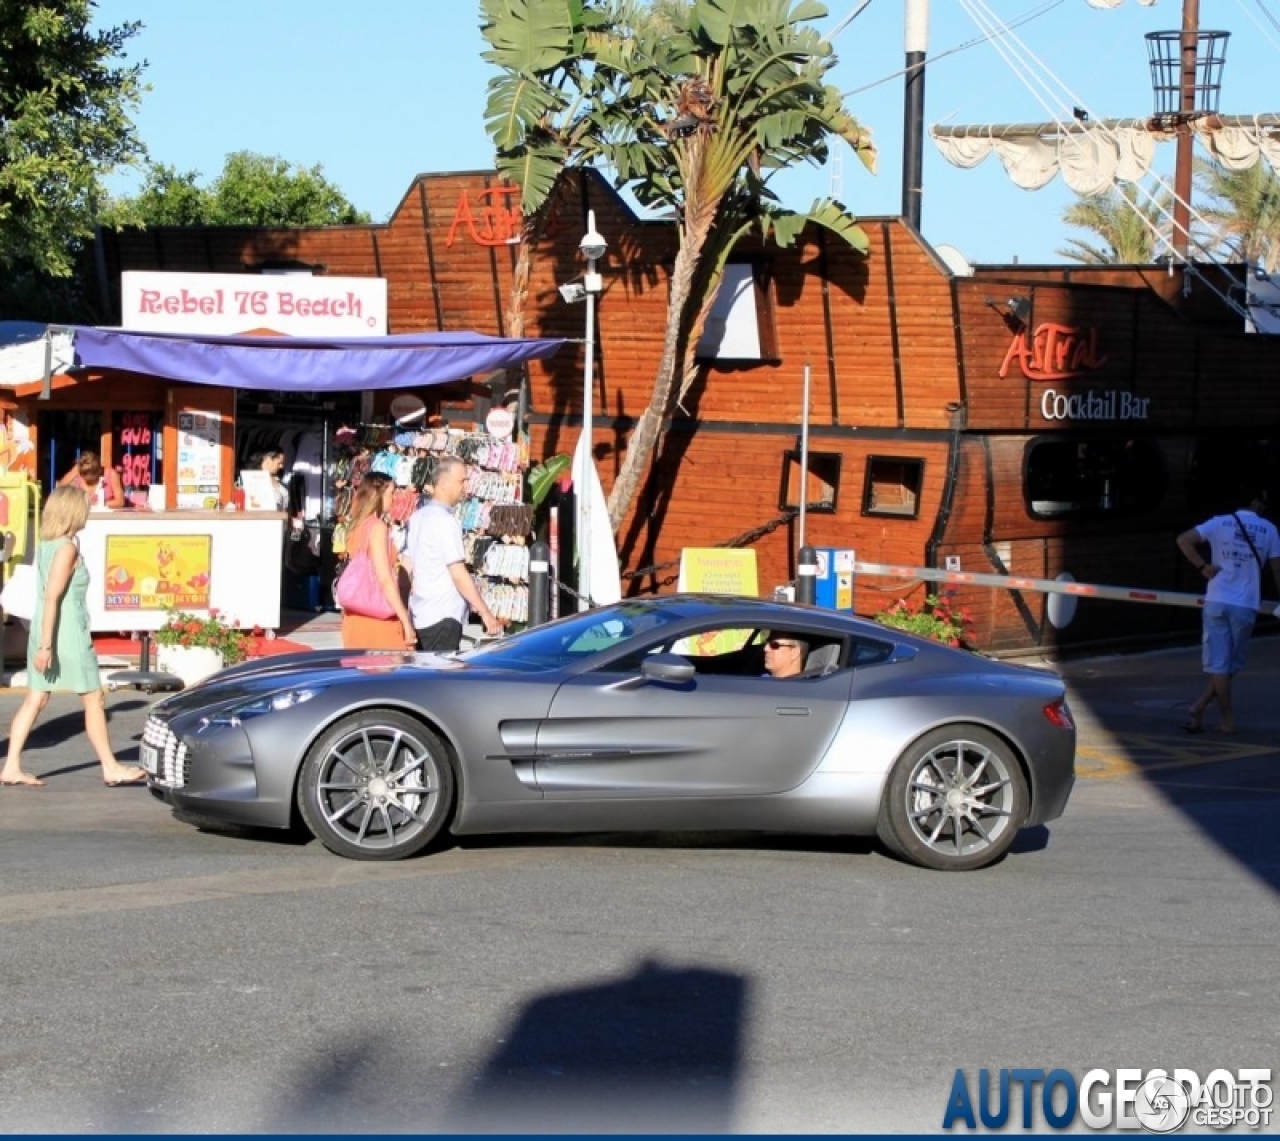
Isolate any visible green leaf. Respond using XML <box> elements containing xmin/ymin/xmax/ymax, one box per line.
<box><xmin>496</xmin><ymin>147</ymin><xmax>566</xmax><ymax>214</ymax></box>
<box><xmin>692</xmin><ymin>0</ymin><xmax>755</xmax><ymax>47</ymax></box>
<box><xmin>483</xmin><ymin>74</ymin><xmax>564</xmax><ymax>151</ymax></box>
<box><xmin>797</xmin><ymin>198</ymin><xmax>870</xmax><ymax>254</ymax></box>
<box><xmin>528</xmin><ymin>452</ymin><xmax>572</xmax><ymax>506</ymax></box>
<box><xmin>480</xmin><ymin>0</ymin><xmax>583</xmax><ymax>73</ymax></box>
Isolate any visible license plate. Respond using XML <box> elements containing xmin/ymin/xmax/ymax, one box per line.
<box><xmin>140</xmin><ymin>743</ymin><xmax>160</xmax><ymax>776</ymax></box>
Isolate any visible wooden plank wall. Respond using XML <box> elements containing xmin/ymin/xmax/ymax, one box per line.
<box><xmin>90</xmin><ymin>168</ymin><xmax>1280</xmax><ymax>652</ymax></box>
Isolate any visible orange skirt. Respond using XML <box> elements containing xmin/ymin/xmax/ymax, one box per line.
<box><xmin>342</xmin><ymin>613</ymin><xmax>411</xmax><ymax>650</ymax></box>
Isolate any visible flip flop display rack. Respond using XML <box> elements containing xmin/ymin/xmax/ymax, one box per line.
<box><xmin>330</xmin><ymin>421</ymin><xmax>532</xmax><ymax>623</ymax></box>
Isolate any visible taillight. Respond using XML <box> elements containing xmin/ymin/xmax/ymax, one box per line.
<box><xmin>1042</xmin><ymin>698</ymin><xmax>1074</xmax><ymax>730</ymax></box>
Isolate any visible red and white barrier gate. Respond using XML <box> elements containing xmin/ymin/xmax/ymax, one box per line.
<box><xmin>851</xmin><ymin>561</ymin><xmax>1277</xmax><ymax>616</ymax></box>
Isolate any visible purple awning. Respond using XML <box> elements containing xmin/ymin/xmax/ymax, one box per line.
<box><xmin>67</xmin><ymin>326</ymin><xmax>566</xmax><ymax>391</ymax></box>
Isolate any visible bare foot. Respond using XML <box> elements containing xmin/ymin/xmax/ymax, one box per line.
<box><xmin>103</xmin><ymin>766</ymin><xmax>147</xmax><ymax>787</ymax></box>
<box><xmin>0</xmin><ymin>771</ymin><xmax>47</xmax><ymax>787</ymax></box>
<box><xmin>1217</xmin><ymin>723</ymin><xmax>1237</xmax><ymax>735</ymax></box>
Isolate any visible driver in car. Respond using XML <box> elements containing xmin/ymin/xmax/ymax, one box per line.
<box><xmin>762</xmin><ymin>633</ymin><xmax>808</xmax><ymax>678</ymax></box>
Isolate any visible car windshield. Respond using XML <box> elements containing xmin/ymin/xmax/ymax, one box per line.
<box><xmin>462</xmin><ymin>603</ymin><xmax>687</xmax><ymax>670</ymax></box>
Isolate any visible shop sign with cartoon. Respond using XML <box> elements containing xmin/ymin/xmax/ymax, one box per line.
<box><xmin>104</xmin><ymin>534</ymin><xmax>212</xmax><ymax>611</ymax></box>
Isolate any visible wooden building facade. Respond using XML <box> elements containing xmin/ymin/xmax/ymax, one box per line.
<box><xmin>81</xmin><ymin>167</ymin><xmax>1280</xmax><ymax>654</ymax></box>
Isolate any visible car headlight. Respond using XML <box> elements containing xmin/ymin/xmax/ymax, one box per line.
<box><xmin>202</xmin><ymin>687</ymin><xmax>323</xmax><ymax>728</ymax></box>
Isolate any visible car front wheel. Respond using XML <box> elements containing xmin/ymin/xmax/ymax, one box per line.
<box><xmin>878</xmin><ymin>725</ymin><xmax>1028</xmax><ymax>871</ymax></box>
<box><xmin>297</xmin><ymin>710</ymin><xmax>454</xmax><ymax>861</ymax></box>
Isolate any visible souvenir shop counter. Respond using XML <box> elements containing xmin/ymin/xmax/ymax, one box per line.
<box><xmin>79</xmin><ymin>510</ymin><xmax>286</xmax><ymax>632</ymax></box>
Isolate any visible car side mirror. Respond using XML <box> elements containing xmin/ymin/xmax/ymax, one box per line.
<box><xmin>640</xmin><ymin>653</ymin><xmax>696</xmax><ymax>684</ymax></box>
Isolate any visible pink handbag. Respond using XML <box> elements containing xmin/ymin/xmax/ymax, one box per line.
<box><xmin>334</xmin><ymin>549</ymin><xmax>395</xmax><ymax>620</ymax></box>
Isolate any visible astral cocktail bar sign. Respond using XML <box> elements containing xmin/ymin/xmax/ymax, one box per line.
<box><xmin>121</xmin><ymin>271</ymin><xmax>388</xmax><ymax>337</ymax></box>
<box><xmin>999</xmin><ymin>321</ymin><xmax>1150</xmax><ymax>423</ymax></box>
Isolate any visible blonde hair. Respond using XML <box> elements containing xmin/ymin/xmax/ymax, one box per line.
<box><xmin>42</xmin><ymin>485</ymin><xmax>90</xmax><ymax>539</ymax></box>
<box><xmin>346</xmin><ymin>472</ymin><xmax>393</xmax><ymax>530</ymax></box>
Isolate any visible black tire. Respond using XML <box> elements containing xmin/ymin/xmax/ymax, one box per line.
<box><xmin>296</xmin><ymin>710</ymin><xmax>454</xmax><ymax>861</ymax></box>
<box><xmin>877</xmin><ymin>725</ymin><xmax>1028</xmax><ymax>871</ymax></box>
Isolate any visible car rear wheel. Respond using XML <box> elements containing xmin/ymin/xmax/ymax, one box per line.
<box><xmin>878</xmin><ymin>725</ymin><xmax>1027</xmax><ymax>871</ymax></box>
<box><xmin>297</xmin><ymin>710</ymin><xmax>454</xmax><ymax>861</ymax></box>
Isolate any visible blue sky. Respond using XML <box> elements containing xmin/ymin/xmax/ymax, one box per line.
<box><xmin>93</xmin><ymin>0</ymin><xmax>1280</xmax><ymax>265</ymax></box>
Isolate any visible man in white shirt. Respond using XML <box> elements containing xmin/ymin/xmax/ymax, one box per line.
<box><xmin>403</xmin><ymin>456</ymin><xmax>503</xmax><ymax>651</ymax></box>
<box><xmin>1176</xmin><ymin>485</ymin><xmax>1280</xmax><ymax>733</ymax></box>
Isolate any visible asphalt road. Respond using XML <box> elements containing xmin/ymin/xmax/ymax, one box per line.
<box><xmin>0</xmin><ymin>639</ymin><xmax>1277</xmax><ymax>1134</ymax></box>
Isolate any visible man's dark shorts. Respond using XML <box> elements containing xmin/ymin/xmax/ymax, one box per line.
<box><xmin>416</xmin><ymin>618</ymin><xmax>463</xmax><ymax>652</ymax></box>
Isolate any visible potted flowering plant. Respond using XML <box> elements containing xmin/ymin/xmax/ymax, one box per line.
<box><xmin>874</xmin><ymin>590</ymin><xmax>975</xmax><ymax>649</ymax></box>
<box><xmin>153</xmin><ymin>608</ymin><xmax>253</xmax><ymax>673</ymax></box>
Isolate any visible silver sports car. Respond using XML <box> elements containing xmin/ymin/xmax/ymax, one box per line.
<box><xmin>141</xmin><ymin>596</ymin><xmax>1076</xmax><ymax>871</ymax></box>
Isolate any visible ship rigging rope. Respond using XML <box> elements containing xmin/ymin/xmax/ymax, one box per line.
<box><xmin>1240</xmin><ymin>0</ymin><xmax>1280</xmax><ymax>44</ymax></box>
<box><xmin>956</xmin><ymin>0</ymin><xmax>1264</xmax><ymax>325</ymax></box>
<box><xmin>839</xmin><ymin>1</ymin><xmax>1065</xmax><ymax>98</ymax></box>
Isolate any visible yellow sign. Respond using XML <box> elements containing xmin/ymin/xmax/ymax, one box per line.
<box><xmin>677</xmin><ymin>548</ymin><xmax>759</xmax><ymax>597</ymax></box>
<box><xmin>0</xmin><ymin>473</ymin><xmax>34</xmax><ymax>559</ymax></box>
<box><xmin>103</xmin><ymin>534</ymin><xmax>212</xmax><ymax>612</ymax></box>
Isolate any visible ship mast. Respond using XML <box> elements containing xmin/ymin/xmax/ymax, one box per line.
<box><xmin>927</xmin><ymin>0</ymin><xmax>1263</xmax><ymax>265</ymax></box>
<box><xmin>1170</xmin><ymin>0</ymin><xmax>1201</xmax><ymax>257</ymax></box>
<box><xmin>902</xmin><ymin>0</ymin><xmax>929</xmax><ymax>230</ymax></box>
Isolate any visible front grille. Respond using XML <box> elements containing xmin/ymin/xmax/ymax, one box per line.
<box><xmin>143</xmin><ymin>715</ymin><xmax>189</xmax><ymax>788</ymax></box>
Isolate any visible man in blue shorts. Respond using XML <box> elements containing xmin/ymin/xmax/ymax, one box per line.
<box><xmin>1176</xmin><ymin>485</ymin><xmax>1280</xmax><ymax>733</ymax></box>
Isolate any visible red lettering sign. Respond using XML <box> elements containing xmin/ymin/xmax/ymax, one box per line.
<box><xmin>137</xmin><ymin>287</ymin><xmax>225</xmax><ymax>316</ymax></box>
<box><xmin>446</xmin><ymin>186</ymin><xmax>523</xmax><ymax>247</ymax></box>
<box><xmin>112</xmin><ymin>411</ymin><xmax>159</xmax><ymax>489</ymax></box>
<box><xmin>276</xmin><ymin>291</ymin><xmax>362</xmax><ymax>319</ymax></box>
<box><xmin>999</xmin><ymin>323</ymin><xmax>1108</xmax><ymax>381</ymax></box>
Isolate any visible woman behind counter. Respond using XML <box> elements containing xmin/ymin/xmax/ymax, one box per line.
<box><xmin>339</xmin><ymin>472</ymin><xmax>416</xmax><ymax>651</ymax></box>
<box><xmin>58</xmin><ymin>451</ymin><xmax>126</xmax><ymax>509</ymax></box>
<box><xmin>0</xmin><ymin>487</ymin><xmax>146</xmax><ymax>788</ymax></box>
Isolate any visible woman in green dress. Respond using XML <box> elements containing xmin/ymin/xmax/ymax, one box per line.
<box><xmin>1</xmin><ymin>487</ymin><xmax>145</xmax><ymax>788</ymax></box>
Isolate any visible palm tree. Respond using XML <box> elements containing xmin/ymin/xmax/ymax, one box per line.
<box><xmin>479</xmin><ymin>0</ymin><xmax>600</xmax><ymax>337</ymax></box>
<box><xmin>1194</xmin><ymin>158</ymin><xmax>1280</xmax><ymax>273</ymax></box>
<box><xmin>1057</xmin><ymin>182</ymin><xmax>1170</xmax><ymax>264</ymax></box>
<box><xmin>481</xmin><ymin>0</ymin><xmax>876</xmax><ymax>529</ymax></box>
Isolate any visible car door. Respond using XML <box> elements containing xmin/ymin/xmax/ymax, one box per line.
<box><xmin>533</xmin><ymin>634</ymin><xmax>852</xmax><ymax>799</ymax></box>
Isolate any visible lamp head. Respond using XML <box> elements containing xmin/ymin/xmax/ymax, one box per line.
<box><xmin>579</xmin><ymin>209</ymin><xmax>607</xmax><ymax>262</ymax></box>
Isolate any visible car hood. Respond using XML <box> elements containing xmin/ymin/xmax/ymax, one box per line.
<box><xmin>148</xmin><ymin>647</ymin><xmax>500</xmax><ymax>718</ymax></box>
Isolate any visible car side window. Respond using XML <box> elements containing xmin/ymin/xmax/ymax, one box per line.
<box><xmin>850</xmin><ymin>637</ymin><xmax>893</xmax><ymax>666</ymax></box>
<box><xmin>596</xmin><ymin>626</ymin><xmax>766</xmax><ymax>676</ymax></box>
<box><xmin>670</xmin><ymin>628</ymin><xmax>756</xmax><ymax>658</ymax></box>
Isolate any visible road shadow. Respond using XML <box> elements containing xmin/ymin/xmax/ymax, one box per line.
<box><xmin>1060</xmin><ymin>630</ymin><xmax>1280</xmax><ymax>892</ymax></box>
<box><xmin>442</xmin><ymin>957</ymin><xmax>747</xmax><ymax>1133</ymax></box>
<box><xmin>453</xmin><ymin>829</ymin><xmax>880</xmax><ymax>860</ymax></box>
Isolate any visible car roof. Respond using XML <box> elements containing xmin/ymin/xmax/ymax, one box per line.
<box><xmin>609</xmin><ymin>594</ymin><xmax>893</xmax><ymax>639</ymax></box>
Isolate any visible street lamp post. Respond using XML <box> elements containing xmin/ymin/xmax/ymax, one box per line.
<box><xmin>577</xmin><ymin>210</ymin><xmax>606</xmax><ymax>611</ymax></box>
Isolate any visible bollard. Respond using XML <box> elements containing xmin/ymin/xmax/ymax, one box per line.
<box><xmin>796</xmin><ymin>545</ymin><xmax>818</xmax><ymax>605</ymax></box>
<box><xmin>529</xmin><ymin>541</ymin><xmax>550</xmax><ymax>627</ymax></box>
